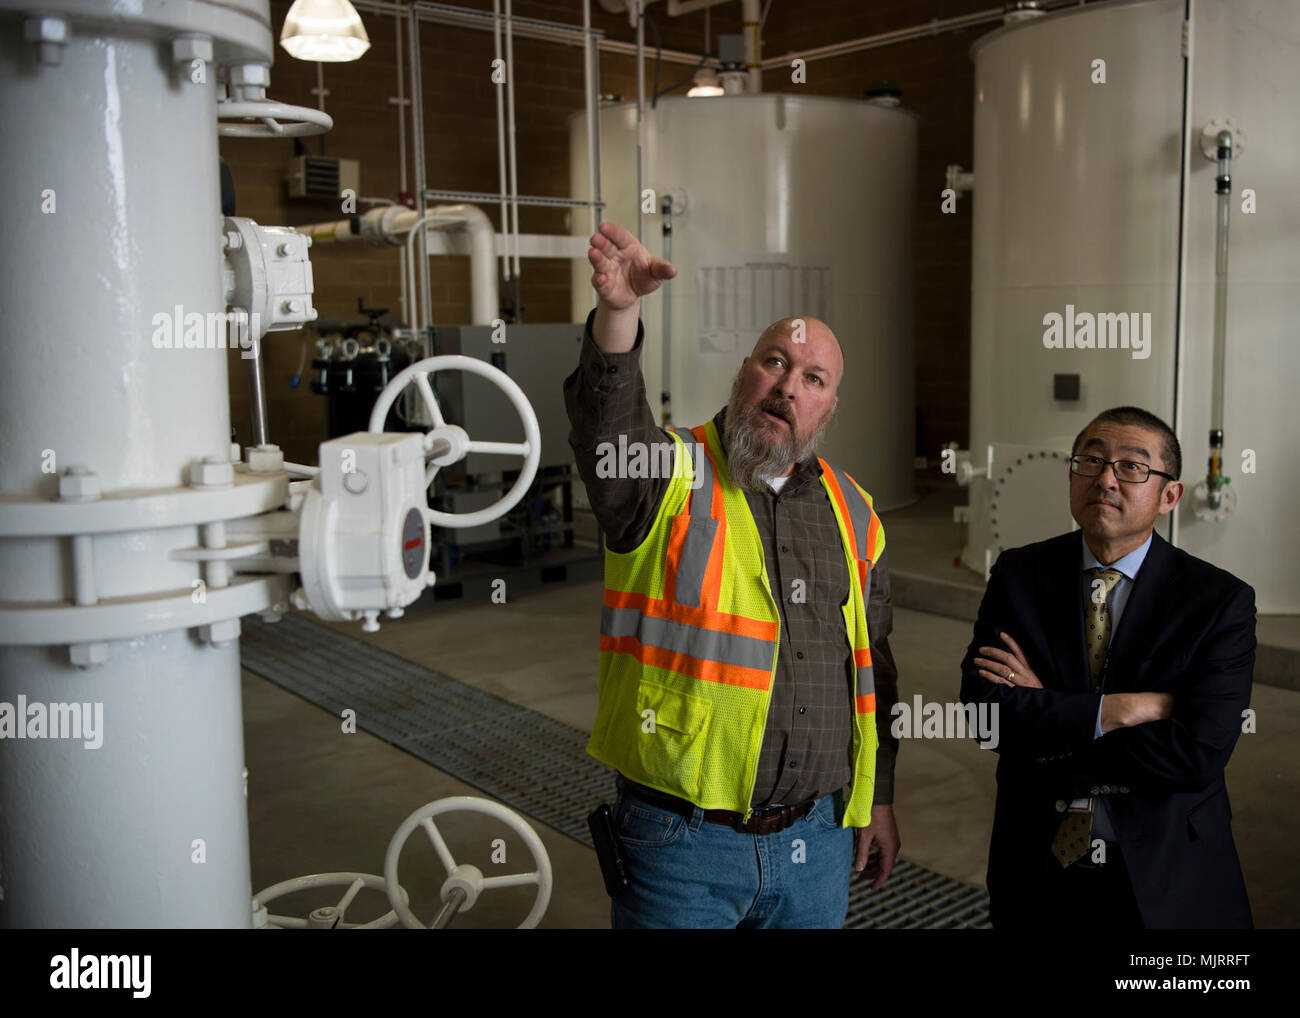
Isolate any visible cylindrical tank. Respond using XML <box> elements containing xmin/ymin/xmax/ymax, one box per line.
<box><xmin>572</xmin><ymin>94</ymin><xmax>917</xmax><ymax>511</ymax></box>
<box><xmin>961</xmin><ymin>0</ymin><xmax>1300</xmax><ymax>612</ymax></box>
<box><xmin>0</xmin><ymin>0</ymin><xmax>272</xmax><ymax>926</ymax></box>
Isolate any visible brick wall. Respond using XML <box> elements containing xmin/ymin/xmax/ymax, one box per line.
<box><xmin>221</xmin><ymin>0</ymin><xmax>988</xmax><ymax>465</ymax></box>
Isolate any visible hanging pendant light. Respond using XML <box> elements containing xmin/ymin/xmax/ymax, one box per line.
<box><xmin>687</xmin><ymin>67</ymin><xmax>724</xmax><ymax>98</ymax></box>
<box><xmin>280</xmin><ymin>0</ymin><xmax>370</xmax><ymax>62</ymax></box>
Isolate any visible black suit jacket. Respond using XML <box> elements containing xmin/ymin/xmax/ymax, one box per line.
<box><xmin>960</xmin><ymin>530</ymin><xmax>1255</xmax><ymax>929</ymax></box>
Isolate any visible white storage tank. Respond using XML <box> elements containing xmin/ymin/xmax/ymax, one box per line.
<box><xmin>571</xmin><ymin>94</ymin><xmax>918</xmax><ymax>511</ymax></box>
<box><xmin>960</xmin><ymin>0</ymin><xmax>1300</xmax><ymax>612</ymax></box>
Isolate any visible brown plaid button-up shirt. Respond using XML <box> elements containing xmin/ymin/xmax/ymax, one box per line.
<box><xmin>563</xmin><ymin>311</ymin><xmax>900</xmax><ymax>809</ymax></box>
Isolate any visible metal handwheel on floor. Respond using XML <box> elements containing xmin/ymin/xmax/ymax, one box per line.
<box><xmin>253</xmin><ymin>872</ymin><xmax>411</xmax><ymax>929</ymax></box>
<box><xmin>368</xmin><ymin>355</ymin><xmax>541</xmax><ymax>529</ymax></box>
<box><xmin>384</xmin><ymin>796</ymin><xmax>553</xmax><ymax>929</ymax></box>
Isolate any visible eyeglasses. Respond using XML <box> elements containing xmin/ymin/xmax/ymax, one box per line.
<box><xmin>1069</xmin><ymin>455</ymin><xmax>1176</xmax><ymax>484</ymax></box>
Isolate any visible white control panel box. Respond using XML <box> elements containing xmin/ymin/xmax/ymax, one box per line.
<box><xmin>298</xmin><ymin>432</ymin><xmax>432</xmax><ymax>629</ymax></box>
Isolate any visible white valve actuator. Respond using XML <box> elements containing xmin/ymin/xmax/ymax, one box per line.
<box><xmin>297</xmin><ymin>432</ymin><xmax>433</xmax><ymax>627</ymax></box>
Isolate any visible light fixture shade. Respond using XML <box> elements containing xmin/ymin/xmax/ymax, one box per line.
<box><xmin>687</xmin><ymin>67</ymin><xmax>723</xmax><ymax>97</ymax></box>
<box><xmin>280</xmin><ymin>0</ymin><xmax>370</xmax><ymax>62</ymax></box>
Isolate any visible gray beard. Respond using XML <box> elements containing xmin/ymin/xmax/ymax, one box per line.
<box><xmin>722</xmin><ymin>374</ymin><xmax>837</xmax><ymax>494</ymax></box>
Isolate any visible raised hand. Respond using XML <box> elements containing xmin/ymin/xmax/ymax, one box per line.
<box><xmin>588</xmin><ymin>221</ymin><xmax>677</xmax><ymax>311</ymax></box>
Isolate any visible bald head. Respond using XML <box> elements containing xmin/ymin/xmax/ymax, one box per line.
<box><xmin>752</xmin><ymin>316</ymin><xmax>844</xmax><ymax>393</ymax></box>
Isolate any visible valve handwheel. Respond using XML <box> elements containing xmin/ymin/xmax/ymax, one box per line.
<box><xmin>253</xmin><ymin>872</ymin><xmax>410</xmax><ymax>929</ymax></box>
<box><xmin>218</xmin><ymin>99</ymin><xmax>333</xmax><ymax>138</ymax></box>
<box><xmin>368</xmin><ymin>355</ymin><xmax>541</xmax><ymax>529</ymax></box>
<box><xmin>384</xmin><ymin>796</ymin><xmax>553</xmax><ymax>929</ymax></box>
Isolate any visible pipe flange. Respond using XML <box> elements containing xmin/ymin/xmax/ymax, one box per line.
<box><xmin>1192</xmin><ymin>479</ymin><xmax>1238</xmax><ymax>521</ymax></box>
<box><xmin>0</xmin><ymin>469</ymin><xmax>288</xmax><ymax>538</ymax></box>
<box><xmin>0</xmin><ymin>574</ymin><xmax>289</xmax><ymax>647</ymax></box>
<box><xmin>1200</xmin><ymin>119</ymin><xmax>1246</xmax><ymax>160</ymax></box>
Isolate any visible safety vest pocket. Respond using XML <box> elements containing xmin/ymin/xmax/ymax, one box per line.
<box><xmin>631</xmin><ymin>681</ymin><xmax>713</xmax><ymax>802</ymax></box>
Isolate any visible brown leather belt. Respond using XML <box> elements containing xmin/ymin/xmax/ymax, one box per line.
<box><xmin>624</xmin><ymin>781</ymin><xmax>816</xmax><ymax>835</ymax></box>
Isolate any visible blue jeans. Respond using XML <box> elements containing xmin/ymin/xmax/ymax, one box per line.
<box><xmin>609</xmin><ymin>781</ymin><xmax>853</xmax><ymax>929</ymax></box>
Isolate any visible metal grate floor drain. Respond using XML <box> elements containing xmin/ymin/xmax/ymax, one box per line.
<box><xmin>240</xmin><ymin>612</ymin><xmax>990</xmax><ymax>929</ymax></box>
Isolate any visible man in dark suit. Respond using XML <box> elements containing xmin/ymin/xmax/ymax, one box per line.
<box><xmin>960</xmin><ymin>406</ymin><xmax>1255</xmax><ymax>929</ymax></box>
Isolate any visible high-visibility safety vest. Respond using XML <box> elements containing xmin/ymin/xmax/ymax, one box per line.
<box><xmin>586</xmin><ymin>418</ymin><xmax>886</xmax><ymax>827</ymax></box>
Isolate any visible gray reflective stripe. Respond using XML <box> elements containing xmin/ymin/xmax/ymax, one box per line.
<box><xmin>665</xmin><ymin>428</ymin><xmax>718</xmax><ymax>606</ymax></box>
<box><xmin>672</xmin><ymin>427</ymin><xmax>713</xmax><ymax>513</ymax></box>
<box><xmin>827</xmin><ymin>464</ymin><xmax>874</xmax><ymax>561</ymax></box>
<box><xmin>675</xmin><ymin>515</ymin><xmax>718</xmax><ymax>608</ymax></box>
<box><xmin>855</xmin><ymin>664</ymin><xmax>877</xmax><ymax>700</ymax></box>
<box><xmin>601</xmin><ymin>605</ymin><xmax>775</xmax><ymax>672</ymax></box>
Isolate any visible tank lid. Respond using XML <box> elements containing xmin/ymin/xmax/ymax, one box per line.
<box><xmin>970</xmin><ymin>0</ymin><xmax>1166</xmax><ymax>63</ymax></box>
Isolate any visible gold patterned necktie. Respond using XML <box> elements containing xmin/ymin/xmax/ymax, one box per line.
<box><xmin>1050</xmin><ymin>567</ymin><xmax>1125</xmax><ymax>867</ymax></box>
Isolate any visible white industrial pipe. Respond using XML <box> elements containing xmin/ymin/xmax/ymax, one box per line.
<box><xmin>0</xmin><ymin>0</ymin><xmax>278</xmax><ymax>928</ymax></box>
<box><xmin>298</xmin><ymin>205</ymin><xmax>499</xmax><ymax>326</ymax></box>
<box><xmin>431</xmin><ymin>204</ymin><xmax>499</xmax><ymax>326</ymax></box>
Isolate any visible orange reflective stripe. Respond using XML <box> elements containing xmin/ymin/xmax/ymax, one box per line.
<box><xmin>600</xmin><ymin>634</ymin><xmax>773</xmax><ymax>690</ymax></box>
<box><xmin>854</xmin><ymin>647</ymin><xmax>873</xmax><ymax>668</ymax></box>
<box><xmin>699</xmin><ymin>520</ymin><xmax>725</xmax><ymax>612</ymax></box>
<box><xmin>855</xmin><ymin>693</ymin><xmax>876</xmax><ymax>714</ymax></box>
<box><xmin>864</xmin><ymin>509</ymin><xmax>882</xmax><ymax>562</ymax></box>
<box><xmin>694</xmin><ymin>426</ymin><xmax>726</xmax><ymax>523</ymax></box>
<box><xmin>819</xmin><ymin>460</ymin><xmax>858</xmax><ymax>560</ymax></box>
<box><xmin>604</xmin><ymin>589</ymin><xmax>778</xmax><ymax>642</ymax></box>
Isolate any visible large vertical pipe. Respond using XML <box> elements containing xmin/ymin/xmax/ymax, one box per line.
<box><xmin>0</xmin><ymin>0</ymin><xmax>271</xmax><ymax>927</ymax></box>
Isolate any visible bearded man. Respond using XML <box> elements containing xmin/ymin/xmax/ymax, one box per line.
<box><xmin>563</xmin><ymin>221</ymin><xmax>902</xmax><ymax>929</ymax></box>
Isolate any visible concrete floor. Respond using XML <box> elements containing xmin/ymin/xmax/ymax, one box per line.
<box><xmin>243</xmin><ymin>575</ymin><xmax>1300</xmax><ymax>928</ymax></box>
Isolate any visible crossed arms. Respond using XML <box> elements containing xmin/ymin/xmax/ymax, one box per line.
<box><xmin>959</xmin><ymin>555</ymin><xmax>1255</xmax><ymax>797</ymax></box>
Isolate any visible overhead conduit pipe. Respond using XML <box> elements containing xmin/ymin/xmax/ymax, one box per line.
<box><xmin>297</xmin><ymin>204</ymin><xmax>499</xmax><ymax>326</ymax></box>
